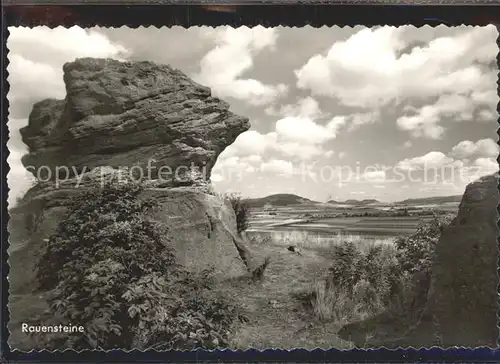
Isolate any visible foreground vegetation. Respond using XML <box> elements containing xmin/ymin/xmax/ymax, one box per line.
<box><xmin>302</xmin><ymin>213</ymin><xmax>455</xmax><ymax>336</ymax></box>
<box><xmin>27</xmin><ymin>180</ymin><xmax>455</xmax><ymax>349</ymax></box>
<box><xmin>34</xmin><ymin>182</ymin><xmax>243</xmax><ymax>350</ymax></box>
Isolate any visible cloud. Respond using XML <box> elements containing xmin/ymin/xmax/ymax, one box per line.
<box><xmin>477</xmin><ymin>108</ymin><xmax>499</xmax><ymax>122</ymax></box>
<box><xmin>347</xmin><ymin>110</ymin><xmax>381</xmax><ymax>131</ymax></box>
<box><xmin>295</xmin><ymin>26</ymin><xmax>497</xmax><ymax>110</ymax></box>
<box><xmin>260</xmin><ymin>159</ymin><xmax>294</xmax><ymax>176</ymax></box>
<box><xmin>219</xmin><ymin>97</ymin><xmax>348</xmax><ymax>162</ymax></box>
<box><xmin>7</xmin><ymin>26</ymin><xmax>130</xmax><ymax>206</ymax></box>
<box><xmin>396</xmin><ymin>151</ymin><xmax>454</xmax><ymax>171</ymax></box>
<box><xmin>211</xmin><ymin>153</ymin><xmax>262</xmax><ymax>184</ymax></box>
<box><xmin>8</xmin><ymin>27</ymin><xmax>129</xmax><ymax>117</ymax></box>
<box><xmin>394</xmin><ymin>139</ymin><xmax>498</xmax><ymax>188</ymax></box>
<box><xmin>362</xmin><ymin>169</ymin><xmax>387</xmax><ymax>182</ymax></box>
<box><xmin>277</xmin><ymin>142</ymin><xmax>325</xmax><ymax>160</ymax></box>
<box><xmin>473</xmin><ymin>157</ymin><xmax>498</xmax><ymax>171</ymax></box>
<box><xmin>450</xmin><ymin>138</ymin><xmax>499</xmax><ymax>159</ymax></box>
<box><xmin>8</xmin><ymin>26</ymin><xmax>128</xmax><ymax>67</ymax></box>
<box><xmin>403</xmin><ymin>141</ymin><xmax>412</xmax><ymax>148</ymax></box>
<box><xmin>459</xmin><ymin>157</ymin><xmax>498</xmax><ymax>183</ymax></box>
<box><xmin>218</xmin><ymin>130</ymin><xmax>278</xmax><ymax>159</ymax></box>
<box><xmin>397</xmin><ymin>93</ymin><xmax>496</xmax><ymax>139</ymax></box>
<box><xmin>195</xmin><ymin>26</ymin><xmax>287</xmax><ymax>106</ymax></box>
<box><xmin>275</xmin><ymin>115</ymin><xmax>345</xmax><ymax>144</ymax></box>
<box><xmin>265</xmin><ymin>96</ymin><xmax>326</xmax><ymax>119</ymax></box>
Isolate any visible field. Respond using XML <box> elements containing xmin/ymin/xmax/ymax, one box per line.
<box><xmin>225</xmin><ymin>200</ymin><xmax>460</xmax><ymax>349</ymax></box>
<box><xmin>246</xmin><ymin>201</ymin><xmax>460</xmax><ymax>241</ymax></box>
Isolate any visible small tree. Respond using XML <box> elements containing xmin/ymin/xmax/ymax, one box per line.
<box><xmin>225</xmin><ymin>193</ymin><xmax>250</xmax><ymax>234</ymax></box>
<box><xmin>394</xmin><ymin>213</ymin><xmax>454</xmax><ymax>274</ymax></box>
<box><xmin>36</xmin><ymin>181</ymin><xmax>240</xmax><ymax>350</ymax></box>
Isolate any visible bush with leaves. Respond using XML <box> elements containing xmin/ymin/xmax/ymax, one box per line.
<box><xmin>36</xmin><ymin>181</ymin><xmax>240</xmax><ymax>350</ymax></box>
<box><xmin>390</xmin><ymin>213</ymin><xmax>455</xmax><ymax>319</ymax></box>
<box><xmin>313</xmin><ymin>214</ymin><xmax>455</xmax><ymax>325</ymax></box>
<box><xmin>224</xmin><ymin>193</ymin><xmax>250</xmax><ymax>234</ymax></box>
<box><xmin>326</xmin><ymin>242</ymin><xmax>402</xmax><ymax>310</ymax></box>
<box><xmin>394</xmin><ymin>213</ymin><xmax>454</xmax><ymax>275</ymax></box>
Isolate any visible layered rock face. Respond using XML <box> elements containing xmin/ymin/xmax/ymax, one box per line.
<box><xmin>20</xmin><ymin>58</ymin><xmax>249</xmax><ymax>182</ymax></box>
<box><xmin>418</xmin><ymin>173</ymin><xmax>499</xmax><ymax>347</ymax></box>
<box><xmin>8</xmin><ymin>58</ymin><xmax>253</xmax><ymax>349</ymax></box>
<box><xmin>10</xmin><ymin>58</ymin><xmax>253</xmax><ymax>291</ymax></box>
<box><xmin>398</xmin><ymin>174</ymin><xmax>499</xmax><ymax>347</ymax></box>
<box><xmin>9</xmin><ymin>169</ymin><xmax>250</xmax><ymax>295</ymax></box>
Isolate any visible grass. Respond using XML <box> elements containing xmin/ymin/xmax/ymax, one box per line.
<box><xmin>296</xmin><ymin>237</ymin><xmax>399</xmax><ymax>331</ymax></box>
<box><xmin>263</xmin><ymin>229</ymin><xmax>395</xmax><ymax>254</ymax></box>
<box><xmin>290</xmin><ymin>214</ymin><xmax>454</xmax><ymax>347</ymax></box>
<box><xmin>238</xmin><ymin>229</ymin><xmax>400</xmax><ymax>347</ymax></box>
<box><xmin>310</xmin><ymin>280</ymin><xmax>374</xmax><ymax>325</ymax></box>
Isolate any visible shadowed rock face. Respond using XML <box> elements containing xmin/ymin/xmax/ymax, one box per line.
<box><xmin>20</xmin><ymin>58</ymin><xmax>250</xmax><ymax>181</ymax></box>
<box><xmin>420</xmin><ymin>173</ymin><xmax>499</xmax><ymax>347</ymax></box>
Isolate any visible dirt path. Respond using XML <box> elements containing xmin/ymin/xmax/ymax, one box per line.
<box><xmin>226</xmin><ymin>242</ymin><xmax>355</xmax><ymax>349</ymax></box>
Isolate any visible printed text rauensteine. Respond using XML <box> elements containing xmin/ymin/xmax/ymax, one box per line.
<box><xmin>22</xmin><ymin>323</ymin><xmax>84</xmax><ymax>333</ymax></box>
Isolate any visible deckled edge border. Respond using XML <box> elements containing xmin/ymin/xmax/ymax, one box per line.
<box><xmin>2</xmin><ymin>4</ymin><xmax>500</xmax><ymax>362</ymax></box>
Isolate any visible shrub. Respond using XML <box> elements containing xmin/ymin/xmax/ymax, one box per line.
<box><xmin>36</xmin><ymin>181</ymin><xmax>240</xmax><ymax>350</ymax></box>
<box><xmin>251</xmin><ymin>256</ymin><xmax>271</xmax><ymax>282</ymax></box>
<box><xmin>309</xmin><ymin>214</ymin><xmax>455</xmax><ymax>327</ymax></box>
<box><xmin>325</xmin><ymin>242</ymin><xmax>402</xmax><ymax>310</ymax></box>
<box><xmin>224</xmin><ymin>193</ymin><xmax>250</xmax><ymax>234</ymax></box>
<box><xmin>309</xmin><ymin>280</ymin><xmax>374</xmax><ymax>325</ymax></box>
<box><xmin>394</xmin><ymin>213</ymin><xmax>454</xmax><ymax>275</ymax></box>
<box><xmin>389</xmin><ymin>213</ymin><xmax>455</xmax><ymax>320</ymax></box>
<box><xmin>305</xmin><ymin>241</ymin><xmax>402</xmax><ymax>324</ymax></box>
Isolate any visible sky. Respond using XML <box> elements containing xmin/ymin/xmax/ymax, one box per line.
<box><xmin>6</xmin><ymin>25</ymin><xmax>499</xmax><ymax>206</ymax></box>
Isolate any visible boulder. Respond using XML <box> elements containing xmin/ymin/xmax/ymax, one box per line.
<box><xmin>8</xmin><ymin>58</ymin><xmax>254</xmax><ymax>350</ymax></box>
<box><xmin>20</xmin><ymin>58</ymin><xmax>250</xmax><ymax>182</ymax></box>
<box><xmin>416</xmin><ymin>173</ymin><xmax>499</xmax><ymax>347</ymax></box>
<box><xmin>8</xmin><ymin>169</ymin><xmax>248</xmax><ymax>296</ymax></box>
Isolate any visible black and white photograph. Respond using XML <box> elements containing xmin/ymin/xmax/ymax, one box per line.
<box><xmin>6</xmin><ymin>25</ymin><xmax>499</xmax><ymax>350</ymax></box>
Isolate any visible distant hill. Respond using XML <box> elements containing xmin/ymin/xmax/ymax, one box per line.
<box><xmin>397</xmin><ymin>195</ymin><xmax>462</xmax><ymax>205</ymax></box>
<box><xmin>328</xmin><ymin>199</ymin><xmax>380</xmax><ymax>205</ymax></box>
<box><xmin>326</xmin><ymin>199</ymin><xmax>340</xmax><ymax>204</ymax></box>
<box><xmin>244</xmin><ymin>194</ymin><xmax>318</xmax><ymax>208</ymax></box>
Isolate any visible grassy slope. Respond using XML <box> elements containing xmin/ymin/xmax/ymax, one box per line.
<box><xmin>225</xmin><ymin>240</ymin><xmax>354</xmax><ymax>349</ymax></box>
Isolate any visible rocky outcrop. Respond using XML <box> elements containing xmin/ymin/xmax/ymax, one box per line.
<box><xmin>10</xmin><ymin>58</ymin><xmax>253</xmax><ymax>289</ymax></box>
<box><xmin>8</xmin><ymin>58</ymin><xmax>254</xmax><ymax>350</ymax></box>
<box><xmin>20</xmin><ymin>58</ymin><xmax>250</xmax><ymax>182</ymax></box>
<box><xmin>416</xmin><ymin>173</ymin><xmax>499</xmax><ymax>347</ymax></box>
<box><xmin>9</xmin><ymin>168</ymin><xmax>249</xmax><ymax>294</ymax></box>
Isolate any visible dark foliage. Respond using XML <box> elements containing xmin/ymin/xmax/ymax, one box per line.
<box><xmin>318</xmin><ymin>214</ymin><xmax>455</xmax><ymax>324</ymax></box>
<box><xmin>326</xmin><ymin>242</ymin><xmax>401</xmax><ymax>308</ymax></box>
<box><xmin>225</xmin><ymin>193</ymin><xmax>250</xmax><ymax>234</ymax></box>
<box><xmin>395</xmin><ymin>213</ymin><xmax>455</xmax><ymax>275</ymax></box>
<box><xmin>251</xmin><ymin>256</ymin><xmax>271</xmax><ymax>282</ymax></box>
<box><xmin>36</xmin><ymin>181</ymin><xmax>240</xmax><ymax>350</ymax></box>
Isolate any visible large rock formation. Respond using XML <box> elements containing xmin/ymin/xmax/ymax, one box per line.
<box><xmin>416</xmin><ymin>173</ymin><xmax>499</xmax><ymax>347</ymax></box>
<box><xmin>20</xmin><ymin>58</ymin><xmax>249</xmax><ymax>182</ymax></box>
<box><xmin>8</xmin><ymin>58</ymin><xmax>254</xmax><ymax>350</ymax></box>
